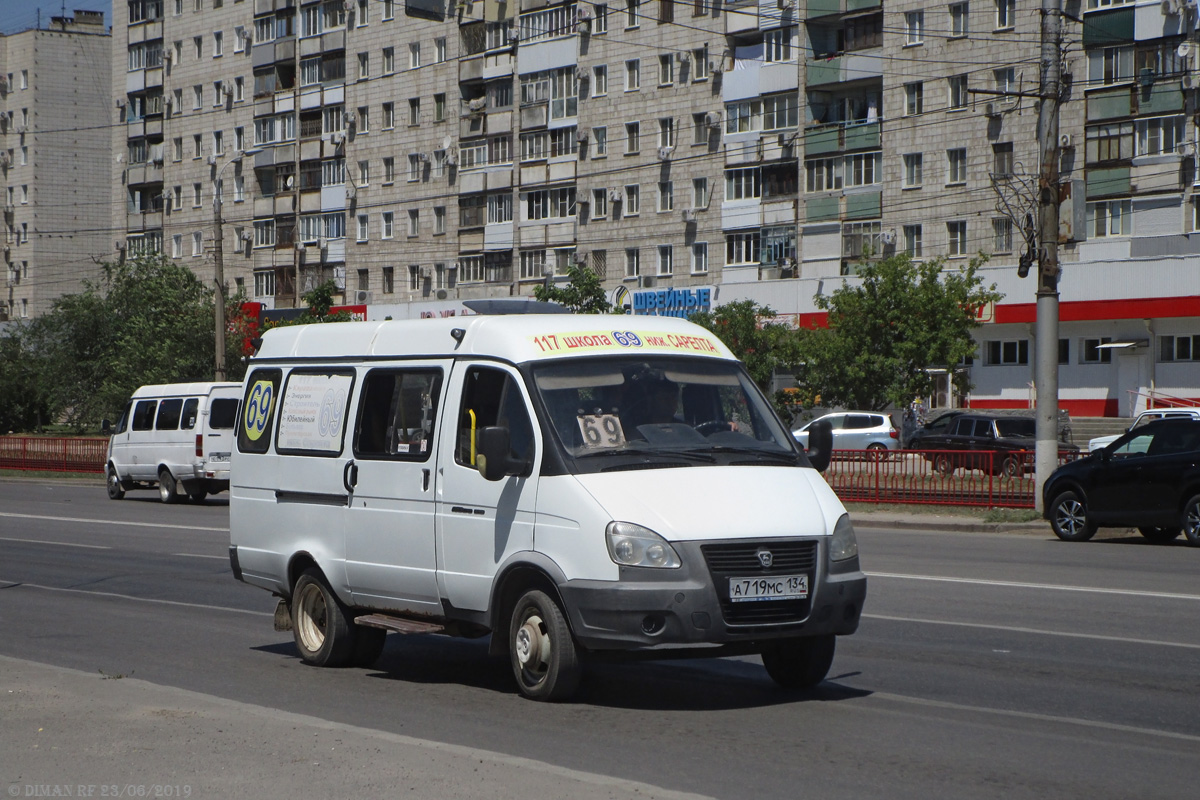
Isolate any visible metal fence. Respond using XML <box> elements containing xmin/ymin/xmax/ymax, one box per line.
<box><xmin>0</xmin><ymin>437</ymin><xmax>108</xmax><ymax>474</ymax></box>
<box><xmin>824</xmin><ymin>449</ymin><xmax>1079</xmax><ymax>509</ymax></box>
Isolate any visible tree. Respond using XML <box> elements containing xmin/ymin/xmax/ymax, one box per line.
<box><xmin>23</xmin><ymin>254</ymin><xmax>218</xmax><ymax>431</ymax></box>
<box><xmin>796</xmin><ymin>254</ymin><xmax>1003</xmax><ymax>412</ymax></box>
<box><xmin>532</xmin><ymin>261</ymin><xmax>613</xmax><ymax>313</ymax></box>
<box><xmin>0</xmin><ymin>324</ymin><xmax>51</xmax><ymax>432</ymax></box>
<box><xmin>260</xmin><ymin>280</ymin><xmax>356</xmax><ymax>331</ymax></box>
<box><xmin>689</xmin><ymin>300</ymin><xmax>803</xmax><ymax>394</ymax></box>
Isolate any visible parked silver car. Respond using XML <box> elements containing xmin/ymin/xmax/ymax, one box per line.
<box><xmin>793</xmin><ymin>412</ymin><xmax>900</xmax><ymax>459</ymax></box>
<box><xmin>1087</xmin><ymin>408</ymin><xmax>1200</xmax><ymax>452</ymax></box>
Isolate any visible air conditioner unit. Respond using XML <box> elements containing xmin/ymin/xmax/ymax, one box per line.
<box><xmin>609</xmin><ymin>188</ymin><xmax>622</xmax><ymax>202</ymax></box>
<box><xmin>709</xmin><ymin>60</ymin><xmax>722</xmax><ymax>75</ymax></box>
<box><xmin>678</xmin><ymin>52</ymin><xmax>691</xmax><ymax>64</ymax></box>
<box><xmin>573</xmin><ymin>251</ymin><xmax>588</xmax><ymax>264</ymax></box>
<box><xmin>0</xmin><ymin>153</ymin><xmax>9</xmax><ymax>168</ymax></box>
<box><xmin>639</xmin><ymin>275</ymin><xmax>656</xmax><ymax>289</ymax></box>
<box><xmin>116</xmin><ymin>98</ymin><xmax>126</xmax><ymax>108</ymax></box>
<box><xmin>577</xmin><ymin>5</ymin><xmax>592</xmax><ymax>20</ymax></box>
<box><xmin>163</xmin><ymin>97</ymin><xmax>173</xmax><ymax>110</ymax></box>
<box><xmin>343</xmin><ymin>0</ymin><xmax>354</xmax><ymax>10</ymax></box>
<box><xmin>240</xmin><ymin>231</ymin><xmax>254</xmax><ymax>243</ymax></box>
<box><xmin>318</xmin><ymin>237</ymin><xmax>328</xmax><ymax>249</ymax></box>
<box><xmin>984</xmin><ymin>102</ymin><xmax>999</xmax><ymax>117</ymax></box>
<box><xmin>1139</xmin><ymin>67</ymin><xmax>1156</xmax><ymax>87</ymax></box>
<box><xmin>468</xmin><ymin>97</ymin><xmax>487</xmax><ymax>112</ymax></box>
<box><xmin>1178</xmin><ymin>141</ymin><xmax>1194</xmax><ymax>155</ymax></box>
<box><xmin>779</xmin><ymin>0</ymin><xmax>795</xmax><ymax>9</ymax></box>
<box><xmin>1183</xmin><ymin>73</ymin><xmax>1196</xmax><ymax>90</ymax></box>
<box><xmin>881</xmin><ymin>229</ymin><xmax>896</xmax><ymax>245</ymax></box>
<box><xmin>354</xmin><ymin>289</ymin><xmax>373</xmax><ymax>303</ymax></box>
<box><xmin>163</xmin><ymin>51</ymin><xmax>172</xmax><ymax>63</ymax></box>
<box><xmin>223</xmin><ymin>83</ymin><xmax>234</xmax><ymax>97</ymax></box>
<box><xmin>418</xmin><ymin>266</ymin><xmax>432</xmax><ymax>279</ymax></box>
<box><xmin>706</xmin><ymin>111</ymin><xmax>721</xmax><ymax>128</ymax></box>
<box><xmin>417</xmin><ymin>152</ymin><xmax>430</xmax><ymax>163</ymax></box>
<box><xmin>161</xmin><ymin>189</ymin><xmax>173</xmax><ymax>201</ymax></box>
<box><xmin>331</xmin><ymin>131</ymin><xmax>345</xmax><ymax>145</ymax></box>
<box><xmin>1162</xmin><ymin>0</ymin><xmax>1180</xmax><ymax>15</ymax></box>
<box><xmin>447</xmin><ymin>261</ymin><xmax>459</xmax><ymax>271</ymax></box>
<box><xmin>576</xmin><ymin>129</ymin><xmax>589</xmax><ymax>143</ymax></box>
<box><xmin>575</xmin><ymin>65</ymin><xmax>588</xmax><ymax>81</ymax></box>
<box><xmin>343</xmin><ymin>111</ymin><xmax>357</xmax><ymax>125</ymax></box>
<box><xmin>657</xmin><ymin>146</ymin><xmax>673</xmax><ymax>160</ymax></box>
<box><xmin>1059</xmin><ymin>133</ymin><xmax>1073</xmax><ymax>149</ymax></box>
<box><xmin>682</xmin><ymin>208</ymin><xmax>697</xmax><ymax>222</ymax></box>
<box><xmin>446</xmin><ymin>149</ymin><xmax>458</xmax><ymax>166</ymax></box>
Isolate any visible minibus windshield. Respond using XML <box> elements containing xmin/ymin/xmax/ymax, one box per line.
<box><xmin>530</xmin><ymin>356</ymin><xmax>802</xmax><ymax>472</ymax></box>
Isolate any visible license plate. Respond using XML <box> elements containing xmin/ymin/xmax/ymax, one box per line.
<box><xmin>208</xmin><ymin>452</ymin><xmax>230</xmax><ymax>462</ymax></box>
<box><xmin>728</xmin><ymin>574</ymin><xmax>809</xmax><ymax>603</ymax></box>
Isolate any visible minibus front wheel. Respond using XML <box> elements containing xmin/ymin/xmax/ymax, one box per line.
<box><xmin>509</xmin><ymin>589</ymin><xmax>581</xmax><ymax>701</ymax></box>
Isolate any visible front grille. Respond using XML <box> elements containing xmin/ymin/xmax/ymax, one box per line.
<box><xmin>701</xmin><ymin>540</ymin><xmax>818</xmax><ymax>626</ymax></box>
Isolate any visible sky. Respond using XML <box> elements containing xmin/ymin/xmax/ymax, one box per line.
<box><xmin>1</xmin><ymin>0</ymin><xmax>111</xmax><ymax>34</ymax></box>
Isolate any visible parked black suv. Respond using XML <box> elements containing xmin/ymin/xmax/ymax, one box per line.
<box><xmin>917</xmin><ymin>413</ymin><xmax>1079</xmax><ymax>477</ymax></box>
<box><xmin>1043</xmin><ymin>419</ymin><xmax>1200</xmax><ymax>545</ymax></box>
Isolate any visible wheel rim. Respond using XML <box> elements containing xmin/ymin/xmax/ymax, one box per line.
<box><xmin>867</xmin><ymin>445</ymin><xmax>885</xmax><ymax>461</ymax></box>
<box><xmin>295</xmin><ymin>583</ymin><xmax>328</xmax><ymax>654</ymax></box>
<box><xmin>1186</xmin><ymin>505</ymin><xmax>1200</xmax><ymax>538</ymax></box>
<box><xmin>1055</xmin><ymin>499</ymin><xmax>1086</xmax><ymax>536</ymax></box>
<box><xmin>107</xmin><ymin>471</ymin><xmax>121</xmax><ymax>496</ymax></box>
<box><xmin>158</xmin><ymin>473</ymin><xmax>173</xmax><ymax>502</ymax></box>
<box><xmin>515</xmin><ymin>612</ymin><xmax>551</xmax><ymax>686</ymax></box>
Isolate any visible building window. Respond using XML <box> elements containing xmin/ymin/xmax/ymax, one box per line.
<box><xmin>434</xmin><ymin>93</ymin><xmax>446</xmax><ymax>122</ymax></box>
<box><xmin>591</xmin><ymin>188</ymin><xmax>608</xmax><ymax>219</ymax></box>
<box><xmin>658</xmin><ymin>118</ymin><xmax>675</xmax><ymax>149</ymax></box>
<box><xmin>905</xmin><ymin>82</ymin><xmax>924</xmax><ymax>116</ymax></box>
<box><xmin>594</xmin><ymin>4</ymin><xmax>608</xmax><ymax>33</ymax></box>
<box><xmin>1088</xmin><ymin>199</ymin><xmax>1132</xmax><ymax>237</ymax></box>
<box><xmin>408</xmin><ymin>209</ymin><xmax>419</xmax><ymax>236</ymax></box>
<box><xmin>691</xmin><ymin>242</ymin><xmax>708</xmax><ymax>274</ymax></box>
<box><xmin>434</xmin><ymin>206</ymin><xmax>446</xmax><ymax>235</ymax></box>
<box><xmin>254</xmin><ymin>269</ymin><xmax>275</xmax><ymax>297</ymax></box>
<box><xmin>623</xmin><ymin>184</ymin><xmax>640</xmax><ymax>216</ymax></box>
<box><xmin>985</xmin><ymin>339</ymin><xmax>1029</xmax><ymax>366</ymax></box>
<box><xmin>1135</xmin><ymin>115</ymin><xmax>1185</xmax><ymax>156</ymax></box>
<box><xmin>903</xmin><ymin>224</ymin><xmax>923</xmax><ymax>257</ymax></box>
<box><xmin>383</xmin><ymin>157</ymin><xmax>395</xmax><ymax>183</ymax></box>
<box><xmin>947</xmin><ymin>221</ymin><xmax>968</xmax><ymax>256</ymax></box>
<box><xmin>657</xmin><ymin>245</ymin><xmax>673</xmax><ymax>276</ymax></box>
<box><xmin>996</xmin><ymin>0</ymin><xmax>1015</xmax><ymax>29</ymax></box>
<box><xmin>593</xmin><ymin>65</ymin><xmax>608</xmax><ymax>96</ymax></box>
<box><xmin>992</xmin><ymin>142</ymin><xmax>1014</xmax><ymax>178</ymax></box>
<box><xmin>409</xmin><ymin>42</ymin><xmax>421</xmax><ymax>69</ymax></box>
<box><xmin>1158</xmin><ymin>334</ymin><xmax>1200</xmax><ymax>362</ymax></box>
<box><xmin>625</xmin><ymin>59</ymin><xmax>640</xmax><ymax>91</ymax></box>
<box><xmin>693</xmin><ymin>46</ymin><xmax>709</xmax><ymax>80</ymax></box>
<box><xmin>903</xmin><ymin>153</ymin><xmax>923</xmax><ymax>188</ymax></box>
<box><xmin>993</xmin><ymin>218</ymin><xmax>1013</xmax><ymax>252</ymax></box>
<box><xmin>1081</xmin><ymin>338</ymin><xmax>1113</xmax><ymax>364</ymax></box>
<box><xmin>1090</xmin><ymin>45</ymin><xmax>1134</xmax><ymax>86</ymax></box>
<box><xmin>172</xmin><ymin>234</ymin><xmax>183</xmax><ymax>258</ymax></box>
<box><xmin>994</xmin><ymin>67</ymin><xmax>1015</xmax><ymax>96</ymax></box>
<box><xmin>726</xmin><ymin>231</ymin><xmax>760</xmax><ymax>265</ymax></box>
<box><xmin>905</xmin><ymin>11</ymin><xmax>924</xmax><ymax>45</ymax></box>
<box><xmin>625</xmin><ymin>248</ymin><xmax>640</xmax><ymax>277</ymax></box>
<box><xmin>625</xmin><ymin>122</ymin><xmax>640</xmax><ymax>154</ymax></box>
<box><xmin>408</xmin><ymin>265</ymin><xmax>422</xmax><ymax>290</ymax></box>
<box><xmin>625</xmin><ymin>0</ymin><xmax>639</xmax><ymax>28</ymax></box>
<box><xmin>764</xmin><ymin>27</ymin><xmax>794</xmax><ymax>62</ymax></box>
<box><xmin>382</xmin><ymin>211</ymin><xmax>394</xmax><ymax>238</ymax></box>
<box><xmin>1087</xmin><ymin>122</ymin><xmax>1132</xmax><ymax>162</ymax></box>
<box><xmin>383</xmin><ymin>47</ymin><xmax>395</xmax><ymax>74</ymax></box>
<box><xmin>382</xmin><ymin>102</ymin><xmax>395</xmax><ymax>129</ymax></box>
<box><xmin>659</xmin><ymin>54</ymin><xmax>674</xmax><ymax>85</ymax></box>
<box><xmin>693</xmin><ymin>177</ymin><xmax>709</xmax><ymax>208</ymax></box>
<box><xmin>948</xmin><ymin>75</ymin><xmax>968</xmax><ymax>110</ymax></box>
<box><xmin>358</xmin><ymin>160</ymin><xmax>370</xmax><ymax>186</ymax></box>
<box><xmin>357</xmin><ymin>106</ymin><xmax>369</xmax><ymax>132</ymax></box>
<box><xmin>192</xmin><ymin>231</ymin><xmax>203</xmax><ymax>256</ymax></box>
<box><xmin>234</xmin><ymin>77</ymin><xmax>244</xmax><ymax>102</ymax></box>
<box><xmin>947</xmin><ymin>148</ymin><xmax>967</xmax><ymax>184</ymax></box>
<box><xmin>435</xmin><ymin>37</ymin><xmax>446</xmax><ymax>63</ymax></box>
<box><xmin>382</xmin><ymin>266</ymin><xmax>395</xmax><ymax>294</ymax></box>
<box><xmin>488</xmin><ymin>193</ymin><xmax>513</xmax><ymax>224</ymax></box>
<box><xmin>213</xmin><ymin>31</ymin><xmax>223</xmax><ymax>57</ymax></box>
<box><xmin>658</xmin><ymin>181</ymin><xmax>674</xmax><ymax>212</ymax></box>
<box><xmin>949</xmin><ymin>3</ymin><xmax>969</xmax><ymax>37</ymax></box>
<box><xmin>356</xmin><ymin>214</ymin><xmax>368</xmax><ymax>241</ymax></box>
<box><xmin>593</xmin><ymin>126</ymin><xmax>607</xmax><ymax>157</ymax></box>
<box><xmin>726</xmin><ymin>167</ymin><xmax>762</xmax><ymax>200</ymax></box>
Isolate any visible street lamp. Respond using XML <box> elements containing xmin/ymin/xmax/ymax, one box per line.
<box><xmin>211</xmin><ymin>148</ymin><xmax>261</xmax><ymax>381</ymax></box>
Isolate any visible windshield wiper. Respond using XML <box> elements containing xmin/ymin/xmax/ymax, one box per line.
<box><xmin>705</xmin><ymin>446</ymin><xmax>799</xmax><ymax>463</ymax></box>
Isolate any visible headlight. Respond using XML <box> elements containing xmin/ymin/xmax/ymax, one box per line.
<box><xmin>829</xmin><ymin>514</ymin><xmax>858</xmax><ymax>562</ymax></box>
<box><xmin>606</xmin><ymin>522</ymin><xmax>681</xmax><ymax>569</ymax></box>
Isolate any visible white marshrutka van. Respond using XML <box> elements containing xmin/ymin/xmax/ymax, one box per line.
<box><xmin>229</xmin><ymin>313</ymin><xmax>866</xmax><ymax>700</ymax></box>
<box><xmin>107</xmin><ymin>382</ymin><xmax>242</xmax><ymax>503</ymax></box>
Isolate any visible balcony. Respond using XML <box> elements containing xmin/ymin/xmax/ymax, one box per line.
<box><xmin>804</xmin><ymin>121</ymin><xmax>880</xmax><ymax>156</ymax></box>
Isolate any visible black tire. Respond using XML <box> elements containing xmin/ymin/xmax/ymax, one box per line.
<box><xmin>1138</xmin><ymin>526</ymin><xmax>1181</xmax><ymax>543</ymax></box>
<box><xmin>866</xmin><ymin>443</ymin><xmax>888</xmax><ymax>462</ymax></box>
<box><xmin>1182</xmin><ymin>495</ymin><xmax>1200</xmax><ymax>547</ymax></box>
<box><xmin>186</xmin><ymin>489</ymin><xmax>208</xmax><ymax>503</ymax></box>
<box><xmin>157</xmin><ymin>468</ymin><xmax>178</xmax><ymax>504</ymax></box>
<box><xmin>352</xmin><ymin>627</ymin><xmax>387</xmax><ymax>668</ymax></box>
<box><xmin>998</xmin><ymin>456</ymin><xmax>1021</xmax><ymax>478</ymax></box>
<box><xmin>509</xmin><ymin>589</ymin><xmax>581</xmax><ymax>701</ymax></box>
<box><xmin>291</xmin><ymin>568</ymin><xmax>357</xmax><ymax>667</ymax></box>
<box><xmin>1049</xmin><ymin>489</ymin><xmax>1097</xmax><ymax>542</ymax></box>
<box><xmin>761</xmin><ymin>635</ymin><xmax>836</xmax><ymax>689</ymax></box>
<box><xmin>932</xmin><ymin>453</ymin><xmax>955</xmax><ymax>475</ymax></box>
<box><xmin>106</xmin><ymin>467</ymin><xmax>125</xmax><ymax>500</ymax></box>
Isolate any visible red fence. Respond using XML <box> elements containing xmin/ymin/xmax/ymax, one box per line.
<box><xmin>0</xmin><ymin>437</ymin><xmax>108</xmax><ymax>474</ymax></box>
<box><xmin>824</xmin><ymin>449</ymin><xmax>1079</xmax><ymax>509</ymax></box>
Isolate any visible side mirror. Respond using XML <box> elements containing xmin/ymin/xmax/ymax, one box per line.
<box><xmin>100</xmin><ymin>419</ymin><xmax>112</xmax><ymax>435</ymax></box>
<box><xmin>1097</xmin><ymin>448</ymin><xmax>1111</xmax><ymax>463</ymax></box>
<box><xmin>476</xmin><ymin>426</ymin><xmax>512</xmax><ymax>482</ymax></box>
<box><xmin>806</xmin><ymin>419</ymin><xmax>834</xmax><ymax>473</ymax></box>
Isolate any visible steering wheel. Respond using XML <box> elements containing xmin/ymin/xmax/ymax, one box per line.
<box><xmin>694</xmin><ymin>420</ymin><xmax>731</xmax><ymax>436</ymax></box>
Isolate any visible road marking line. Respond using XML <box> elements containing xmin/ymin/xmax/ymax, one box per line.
<box><xmin>870</xmin><ymin>690</ymin><xmax>1200</xmax><ymax>744</ymax></box>
<box><xmin>173</xmin><ymin>553</ymin><xmax>227</xmax><ymax>560</ymax></box>
<box><xmin>0</xmin><ymin>511</ymin><xmax>228</xmax><ymax>532</ymax></box>
<box><xmin>0</xmin><ymin>580</ymin><xmax>271</xmax><ymax>617</ymax></box>
<box><xmin>863</xmin><ymin>613</ymin><xmax>1200</xmax><ymax>650</ymax></box>
<box><xmin>865</xmin><ymin>571</ymin><xmax>1200</xmax><ymax>602</ymax></box>
<box><xmin>0</xmin><ymin>536</ymin><xmax>111</xmax><ymax>550</ymax></box>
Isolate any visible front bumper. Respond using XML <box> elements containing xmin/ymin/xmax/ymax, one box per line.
<box><xmin>559</xmin><ymin>538</ymin><xmax>866</xmax><ymax>651</ymax></box>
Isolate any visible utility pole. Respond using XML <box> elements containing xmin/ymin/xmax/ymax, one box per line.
<box><xmin>1034</xmin><ymin>0</ymin><xmax>1064</xmax><ymax>511</ymax></box>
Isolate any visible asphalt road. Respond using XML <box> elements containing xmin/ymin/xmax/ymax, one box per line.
<box><xmin>2</xmin><ymin>479</ymin><xmax>1198</xmax><ymax>798</ymax></box>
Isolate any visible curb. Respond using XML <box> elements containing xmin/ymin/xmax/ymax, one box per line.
<box><xmin>852</xmin><ymin>515</ymin><xmax>1050</xmax><ymax>535</ymax></box>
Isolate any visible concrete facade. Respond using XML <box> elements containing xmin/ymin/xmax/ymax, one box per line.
<box><xmin>1</xmin><ymin>10</ymin><xmax>111</xmax><ymax>320</ymax></box>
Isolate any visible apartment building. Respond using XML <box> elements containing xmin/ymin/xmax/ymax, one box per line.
<box><xmin>111</xmin><ymin>0</ymin><xmax>1200</xmax><ymax>416</ymax></box>
<box><xmin>1</xmin><ymin>10</ymin><xmax>111</xmax><ymax>321</ymax></box>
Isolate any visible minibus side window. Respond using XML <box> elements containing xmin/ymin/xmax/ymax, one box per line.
<box><xmin>180</xmin><ymin>399</ymin><xmax>200</xmax><ymax>430</ymax></box>
<box><xmin>131</xmin><ymin>400</ymin><xmax>157</xmax><ymax>431</ymax></box>
<box><xmin>208</xmin><ymin>399</ymin><xmax>239</xmax><ymax>429</ymax></box>
<box><xmin>354</xmin><ymin>369</ymin><xmax>442</xmax><ymax>460</ymax></box>
<box><xmin>456</xmin><ymin>367</ymin><xmax>534</xmax><ymax>472</ymax></box>
<box><xmin>115</xmin><ymin>403</ymin><xmax>131</xmax><ymax>434</ymax></box>
<box><xmin>237</xmin><ymin>369</ymin><xmax>282</xmax><ymax>454</ymax></box>
<box><xmin>156</xmin><ymin>398</ymin><xmax>184</xmax><ymax>430</ymax></box>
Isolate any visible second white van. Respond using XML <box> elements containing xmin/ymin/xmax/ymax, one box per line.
<box><xmin>229</xmin><ymin>313</ymin><xmax>865</xmax><ymax>700</ymax></box>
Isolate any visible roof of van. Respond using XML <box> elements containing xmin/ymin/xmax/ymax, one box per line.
<box><xmin>130</xmin><ymin>382</ymin><xmax>242</xmax><ymax>399</ymax></box>
<box><xmin>252</xmin><ymin>314</ymin><xmax>737</xmax><ymax>364</ymax></box>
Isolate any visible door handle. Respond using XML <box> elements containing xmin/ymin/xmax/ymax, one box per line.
<box><xmin>422</xmin><ymin>468</ymin><xmax>430</xmax><ymax>492</ymax></box>
<box><xmin>343</xmin><ymin>460</ymin><xmax>358</xmax><ymax>493</ymax></box>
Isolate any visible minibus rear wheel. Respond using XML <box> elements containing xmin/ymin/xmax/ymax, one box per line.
<box><xmin>292</xmin><ymin>568</ymin><xmax>356</xmax><ymax>667</ymax></box>
<box><xmin>761</xmin><ymin>635</ymin><xmax>836</xmax><ymax>689</ymax></box>
<box><xmin>157</xmin><ymin>468</ymin><xmax>178</xmax><ymax>504</ymax></box>
<box><xmin>509</xmin><ymin>589</ymin><xmax>581</xmax><ymax>701</ymax></box>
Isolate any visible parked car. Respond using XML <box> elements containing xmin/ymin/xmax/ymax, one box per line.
<box><xmin>1087</xmin><ymin>408</ymin><xmax>1200</xmax><ymax>452</ymax></box>
<box><xmin>917</xmin><ymin>413</ymin><xmax>1080</xmax><ymax>477</ymax></box>
<box><xmin>1044</xmin><ymin>419</ymin><xmax>1200</xmax><ymax>545</ymax></box>
<box><xmin>907</xmin><ymin>410</ymin><xmax>968</xmax><ymax>448</ymax></box>
<box><xmin>792</xmin><ymin>411</ymin><xmax>899</xmax><ymax>459</ymax></box>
